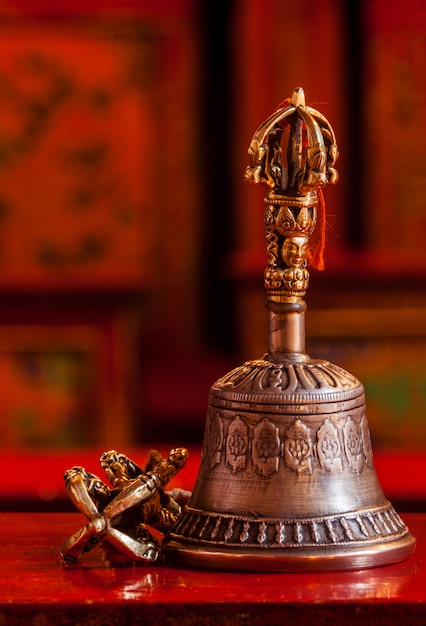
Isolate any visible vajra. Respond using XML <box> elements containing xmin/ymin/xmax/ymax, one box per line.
<box><xmin>61</xmin><ymin>447</ymin><xmax>189</xmax><ymax>564</ymax></box>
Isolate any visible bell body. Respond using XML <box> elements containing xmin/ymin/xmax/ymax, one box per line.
<box><xmin>168</xmin><ymin>354</ymin><xmax>415</xmax><ymax>571</ymax></box>
<box><xmin>167</xmin><ymin>88</ymin><xmax>415</xmax><ymax>570</ymax></box>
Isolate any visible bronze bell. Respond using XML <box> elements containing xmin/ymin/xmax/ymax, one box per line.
<box><xmin>167</xmin><ymin>87</ymin><xmax>416</xmax><ymax>571</ymax></box>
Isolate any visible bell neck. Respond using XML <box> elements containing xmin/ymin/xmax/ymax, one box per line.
<box><xmin>266</xmin><ymin>298</ymin><xmax>307</xmax><ymax>361</ymax></box>
<box><xmin>261</xmin><ymin>190</ymin><xmax>316</xmax><ymax>362</ymax></box>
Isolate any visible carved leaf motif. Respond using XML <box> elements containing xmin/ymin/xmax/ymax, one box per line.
<box><xmin>284</xmin><ymin>419</ymin><xmax>313</xmax><ymax>474</ymax></box>
<box><xmin>240</xmin><ymin>521</ymin><xmax>250</xmax><ymax>543</ymax></box>
<box><xmin>317</xmin><ymin>419</ymin><xmax>343</xmax><ymax>473</ymax></box>
<box><xmin>225</xmin><ymin>416</ymin><xmax>248</xmax><ymax>473</ymax></box>
<box><xmin>275</xmin><ymin>522</ymin><xmax>286</xmax><ymax>545</ymax></box>
<box><xmin>252</xmin><ymin>418</ymin><xmax>280</xmax><ymax>477</ymax></box>
<box><xmin>261</xmin><ymin>366</ymin><xmax>283</xmax><ymax>390</ymax></box>
<box><xmin>343</xmin><ymin>417</ymin><xmax>364</xmax><ymax>473</ymax></box>
<box><xmin>206</xmin><ymin>410</ymin><xmax>223</xmax><ymax>469</ymax></box>
<box><xmin>265</xmin><ymin>231</ymin><xmax>279</xmax><ymax>268</ymax></box>
<box><xmin>221</xmin><ymin>364</ymin><xmax>257</xmax><ymax>389</ymax></box>
<box><xmin>360</xmin><ymin>415</ymin><xmax>374</xmax><ymax>468</ymax></box>
<box><xmin>257</xmin><ymin>521</ymin><xmax>267</xmax><ymax>545</ymax></box>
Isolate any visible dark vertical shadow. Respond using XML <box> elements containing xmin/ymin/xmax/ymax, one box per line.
<box><xmin>345</xmin><ymin>2</ymin><xmax>365</xmax><ymax>249</ymax></box>
<box><xmin>198</xmin><ymin>2</ymin><xmax>236</xmax><ymax>353</ymax></box>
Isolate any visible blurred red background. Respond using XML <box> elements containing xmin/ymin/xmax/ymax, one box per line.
<box><xmin>0</xmin><ymin>0</ymin><xmax>425</xmax><ymax>509</ymax></box>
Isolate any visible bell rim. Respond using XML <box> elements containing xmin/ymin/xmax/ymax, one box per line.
<box><xmin>166</xmin><ymin>531</ymin><xmax>416</xmax><ymax>572</ymax></box>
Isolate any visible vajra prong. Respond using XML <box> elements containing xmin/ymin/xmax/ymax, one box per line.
<box><xmin>61</xmin><ymin>447</ymin><xmax>189</xmax><ymax>564</ymax></box>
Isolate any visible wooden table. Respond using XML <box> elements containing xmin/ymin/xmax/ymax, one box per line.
<box><xmin>1</xmin><ymin>512</ymin><xmax>425</xmax><ymax>625</ymax></box>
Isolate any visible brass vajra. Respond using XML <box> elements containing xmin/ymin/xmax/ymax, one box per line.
<box><xmin>245</xmin><ymin>86</ymin><xmax>339</xmax><ymax>299</ymax></box>
<box><xmin>61</xmin><ymin>447</ymin><xmax>189</xmax><ymax>564</ymax></box>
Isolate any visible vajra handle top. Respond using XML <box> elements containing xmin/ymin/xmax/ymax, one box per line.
<box><xmin>245</xmin><ymin>87</ymin><xmax>339</xmax><ymax>301</ymax></box>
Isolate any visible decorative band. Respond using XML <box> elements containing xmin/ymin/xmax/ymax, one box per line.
<box><xmin>172</xmin><ymin>503</ymin><xmax>408</xmax><ymax>549</ymax></box>
<box><xmin>265</xmin><ymin>193</ymin><xmax>318</xmax><ymax>207</ymax></box>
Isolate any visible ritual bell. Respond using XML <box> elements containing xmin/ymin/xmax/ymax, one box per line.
<box><xmin>167</xmin><ymin>88</ymin><xmax>416</xmax><ymax>571</ymax></box>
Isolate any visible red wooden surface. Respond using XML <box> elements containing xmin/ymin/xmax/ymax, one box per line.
<box><xmin>0</xmin><ymin>512</ymin><xmax>425</xmax><ymax>625</ymax></box>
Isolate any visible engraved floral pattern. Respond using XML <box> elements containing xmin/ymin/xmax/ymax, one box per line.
<box><xmin>202</xmin><ymin>408</ymin><xmax>373</xmax><ymax>478</ymax></box>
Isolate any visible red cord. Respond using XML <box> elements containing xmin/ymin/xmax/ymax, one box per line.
<box><xmin>308</xmin><ymin>188</ymin><xmax>326</xmax><ymax>271</ymax></box>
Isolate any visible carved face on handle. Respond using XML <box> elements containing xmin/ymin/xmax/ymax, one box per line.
<box><xmin>281</xmin><ymin>236</ymin><xmax>309</xmax><ymax>268</ymax></box>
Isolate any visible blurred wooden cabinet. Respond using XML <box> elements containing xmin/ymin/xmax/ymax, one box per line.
<box><xmin>230</xmin><ymin>0</ymin><xmax>426</xmax><ymax>450</ymax></box>
<box><xmin>0</xmin><ymin>2</ymin><xmax>202</xmax><ymax>448</ymax></box>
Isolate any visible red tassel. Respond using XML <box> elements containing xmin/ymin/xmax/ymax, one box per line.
<box><xmin>308</xmin><ymin>189</ymin><xmax>326</xmax><ymax>271</ymax></box>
